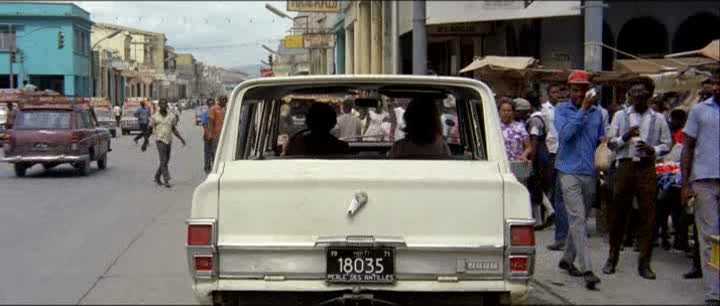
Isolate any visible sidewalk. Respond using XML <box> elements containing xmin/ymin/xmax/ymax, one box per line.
<box><xmin>533</xmin><ymin>218</ymin><xmax>706</xmax><ymax>305</ymax></box>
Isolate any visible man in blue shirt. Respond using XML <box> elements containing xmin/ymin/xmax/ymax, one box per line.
<box><xmin>133</xmin><ymin>102</ymin><xmax>152</xmax><ymax>152</ymax></box>
<box><xmin>681</xmin><ymin>70</ymin><xmax>719</xmax><ymax>305</ymax></box>
<box><xmin>554</xmin><ymin>70</ymin><xmax>605</xmax><ymax>290</ymax></box>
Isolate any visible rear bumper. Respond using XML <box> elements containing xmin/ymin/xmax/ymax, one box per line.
<box><xmin>2</xmin><ymin>154</ymin><xmax>90</xmax><ymax>164</ymax></box>
<box><xmin>192</xmin><ymin>279</ymin><xmax>529</xmax><ymax>305</ymax></box>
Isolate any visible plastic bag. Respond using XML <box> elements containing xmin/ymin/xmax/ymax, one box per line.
<box><xmin>595</xmin><ymin>141</ymin><xmax>612</xmax><ymax>172</ymax></box>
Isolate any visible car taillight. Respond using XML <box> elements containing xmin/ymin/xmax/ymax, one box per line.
<box><xmin>194</xmin><ymin>256</ymin><xmax>213</xmax><ymax>271</ymax></box>
<box><xmin>509</xmin><ymin>256</ymin><xmax>529</xmax><ymax>273</ymax></box>
<box><xmin>510</xmin><ymin>225</ymin><xmax>535</xmax><ymax>246</ymax></box>
<box><xmin>187</xmin><ymin>224</ymin><xmax>212</xmax><ymax>246</ymax></box>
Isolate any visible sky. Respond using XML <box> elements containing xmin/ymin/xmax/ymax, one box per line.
<box><xmin>73</xmin><ymin>1</ymin><xmax>295</xmax><ymax>69</ymax></box>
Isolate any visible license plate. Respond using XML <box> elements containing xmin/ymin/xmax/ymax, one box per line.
<box><xmin>33</xmin><ymin>143</ymin><xmax>49</xmax><ymax>151</ymax></box>
<box><xmin>326</xmin><ymin>247</ymin><xmax>395</xmax><ymax>283</ymax></box>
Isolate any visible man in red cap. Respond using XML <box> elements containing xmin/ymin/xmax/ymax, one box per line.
<box><xmin>554</xmin><ymin>70</ymin><xmax>605</xmax><ymax>290</ymax></box>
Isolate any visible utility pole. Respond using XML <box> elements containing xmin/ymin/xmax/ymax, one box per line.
<box><xmin>584</xmin><ymin>0</ymin><xmax>604</xmax><ymax>72</ymax></box>
<box><xmin>412</xmin><ymin>0</ymin><xmax>427</xmax><ymax>75</ymax></box>
<box><xmin>9</xmin><ymin>24</ymin><xmax>14</xmax><ymax>89</ymax></box>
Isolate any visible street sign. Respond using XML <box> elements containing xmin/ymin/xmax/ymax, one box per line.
<box><xmin>303</xmin><ymin>33</ymin><xmax>335</xmax><ymax>49</ymax></box>
<box><xmin>284</xmin><ymin>35</ymin><xmax>304</xmax><ymax>49</ymax></box>
<box><xmin>287</xmin><ymin>0</ymin><xmax>340</xmax><ymax>13</ymax></box>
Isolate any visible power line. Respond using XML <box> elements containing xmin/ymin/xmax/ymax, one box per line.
<box><xmin>173</xmin><ymin>38</ymin><xmax>283</xmax><ymax>50</ymax></box>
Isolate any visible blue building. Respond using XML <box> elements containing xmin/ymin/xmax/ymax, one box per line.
<box><xmin>0</xmin><ymin>2</ymin><xmax>92</xmax><ymax>96</ymax></box>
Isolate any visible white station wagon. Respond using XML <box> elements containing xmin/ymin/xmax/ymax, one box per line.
<box><xmin>187</xmin><ymin>76</ymin><xmax>535</xmax><ymax>305</ymax></box>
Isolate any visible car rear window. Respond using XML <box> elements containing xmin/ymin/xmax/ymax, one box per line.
<box><xmin>15</xmin><ymin>111</ymin><xmax>71</xmax><ymax>130</ymax></box>
<box><xmin>234</xmin><ymin>83</ymin><xmax>487</xmax><ymax>161</ymax></box>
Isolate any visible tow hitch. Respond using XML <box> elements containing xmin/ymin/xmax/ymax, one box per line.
<box><xmin>316</xmin><ymin>293</ymin><xmax>399</xmax><ymax>306</ymax></box>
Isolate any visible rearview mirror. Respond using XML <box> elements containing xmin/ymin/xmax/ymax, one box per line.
<box><xmin>354</xmin><ymin>98</ymin><xmax>380</xmax><ymax>109</ymax></box>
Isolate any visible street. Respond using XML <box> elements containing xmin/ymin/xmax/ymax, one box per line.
<box><xmin>0</xmin><ymin>111</ymin><xmax>707</xmax><ymax>305</ymax></box>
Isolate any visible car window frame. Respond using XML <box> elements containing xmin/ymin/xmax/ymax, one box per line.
<box><xmin>230</xmin><ymin>80</ymin><xmax>492</xmax><ymax>161</ymax></box>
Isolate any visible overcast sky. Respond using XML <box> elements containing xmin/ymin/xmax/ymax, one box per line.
<box><xmin>74</xmin><ymin>1</ymin><xmax>294</xmax><ymax>69</ymax></box>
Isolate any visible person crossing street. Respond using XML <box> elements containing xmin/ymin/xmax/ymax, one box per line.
<box><xmin>133</xmin><ymin>101</ymin><xmax>152</xmax><ymax>151</ymax></box>
<box><xmin>150</xmin><ymin>99</ymin><xmax>186</xmax><ymax>188</ymax></box>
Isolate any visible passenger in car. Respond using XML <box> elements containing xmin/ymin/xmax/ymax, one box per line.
<box><xmin>287</xmin><ymin>102</ymin><xmax>350</xmax><ymax>156</ymax></box>
<box><xmin>389</xmin><ymin>99</ymin><xmax>452</xmax><ymax>159</ymax></box>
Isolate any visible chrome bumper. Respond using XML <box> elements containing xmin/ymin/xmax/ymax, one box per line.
<box><xmin>2</xmin><ymin>154</ymin><xmax>90</xmax><ymax>163</ymax></box>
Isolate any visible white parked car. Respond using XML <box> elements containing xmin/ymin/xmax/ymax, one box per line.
<box><xmin>187</xmin><ymin>76</ymin><xmax>534</xmax><ymax>306</ymax></box>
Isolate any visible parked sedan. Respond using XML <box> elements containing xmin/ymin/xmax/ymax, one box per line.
<box><xmin>2</xmin><ymin>98</ymin><xmax>111</xmax><ymax>177</ymax></box>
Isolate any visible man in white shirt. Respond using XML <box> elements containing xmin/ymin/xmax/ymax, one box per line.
<box><xmin>333</xmin><ymin>99</ymin><xmax>362</xmax><ymax>142</ymax></box>
<box><xmin>542</xmin><ymin>83</ymin><xmax>568</xmax><ymax>251</ymax></box>
<box><xmin>602</xmin><ymin>78</ymin><xmax>672</xmax><ymax>280</ymax></box>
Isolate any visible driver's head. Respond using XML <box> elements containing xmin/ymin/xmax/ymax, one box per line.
<box><xmin>306</xmin><ymin>102</ymin><xmax>337</xmax><ymax>133</ymax></box>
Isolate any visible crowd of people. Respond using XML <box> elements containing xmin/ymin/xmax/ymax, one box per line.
<box><xmin>498</xmin><ymin>69</ymin><xmax>719</xmax><ymax>305</ymax></box>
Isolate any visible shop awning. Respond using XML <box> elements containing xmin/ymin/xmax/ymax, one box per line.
<box><xmin>459</xmin><ymin>56</ymin><xmax>537</xmax><ymax>74</ymax></box>
<box><xmin>614</xmin><ymin>57</ymin><xmax>716</xmax><ymax>74</ymax></box>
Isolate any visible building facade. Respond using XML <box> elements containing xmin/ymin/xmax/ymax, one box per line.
<box><xmin>0</xmin><ymin>2</ymin><xmax>92</xmax><ymax>96</ymax></box>
<box><xmin>394</xmin><ymin>1</ymin><xmax>719</xmax><ymax>76</ymax></box>
<box><xmin>92</xmin><ymin>22</ymin><xmax>169</xmax><ymax>101</ymax></box>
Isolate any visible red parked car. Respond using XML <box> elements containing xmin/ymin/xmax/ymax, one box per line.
<box><xmin>2</xmin><ymin>97</ymin><xmax>112</xmax><ymax>177</ymax></box>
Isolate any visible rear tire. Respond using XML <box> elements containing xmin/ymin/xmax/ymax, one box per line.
<box><xmin>76</xmin><ymin>159</ymin><xmax>90</xmax><ymax>176</ymax></box>
<box><xmin>97</xmin><ymin>153</ymin><xmax>107</xmax><ymax>170</ymax></box>
<box><xmin>110</xmin><ymin>129</ymin><xmax>117</xmax><ymax>138</ymax></box>
<box><xmin>14</xmin><ymin>164</ymin><xmax>27</xmax><ymax>177</ymax></box>
<box><xmin>42</xmin><ymin>163</ymin><xmax>57</xmax><ymax>171</ymax></box>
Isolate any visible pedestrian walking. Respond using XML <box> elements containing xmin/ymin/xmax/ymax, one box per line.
<box><xmin>333</xmin><ymin>99</ymin><xmax>362</xmax><ymax>142</ymax></box>
<box><xmin>5</xmin><ymin>101</ymin><xmax>16</xmax><ymax>129</ymax></box>
<box><xmin>151</xmin><ymin>99</ymin><xmax>186</xmax><ymax>188</ymax></box>
<box><xmin>363</xmin><ymin>104</ymin><xmax>391</xmax><ymax>141</ymax></box>
<box><xmin>201</xmin><ymin>98</ymin><xmax>215</xmax><ymax>174</ymax></box>
<box><xmin>602</xmin><ymin>78</ymin><xmax>672</xmax><ymax>280</ymax></box>
<box><xmin>681</xmin><ymin>70</ymin><xmax>719</xmax><ymax>306</ymax></box>
<box><xmin>554</xmin><ymin>70</ymin><xmax>604</xmax><ymax>290</ymax></box>
<box><xmin>525</xmin><ymin>89</ymin><xmax>555</xmax><ymax>230</ymax></box>
<box><xmin>207</xmin><ymin>95</ymin><xmax>227</xmax><ymax>160</ymax></box>
<box><xmin>133</xmin><ymin>101</ymin><xmax>152</xmax><ymax>151</ymax></box>
<box><xmin>499</xmin><ymin>99</ymin><xmax>532</xmax><ymax>161</ymax></box>
<box><xmin>543</xmin><ymin>83</ymin><xmax>569</xmax><ymax>251</ymax></box>
<box><xmin>113</xmin><ymin>105</ymin><xmax>121</xmax><ymax>126</ymax></box>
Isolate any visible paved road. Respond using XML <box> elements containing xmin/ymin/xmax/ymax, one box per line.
<box><xmin>0</xmin><ymin>112</ymin><xmax>202</xmax><ymax>304</ymax></box>
<box><xmin>3</xmin><ymin>111</ymin><xmax>699</xmax><ymax>305</ymax></box>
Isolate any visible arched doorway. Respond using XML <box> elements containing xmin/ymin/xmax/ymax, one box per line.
<box><xmin>617</xmin><ymin>17</ymin><xmax>668</xmax><ymax>58</ymax></box>
<box><xmin>673</xmin><ymin>12</ymin><xmax>720</xmax><ymax>53</ymax></box>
